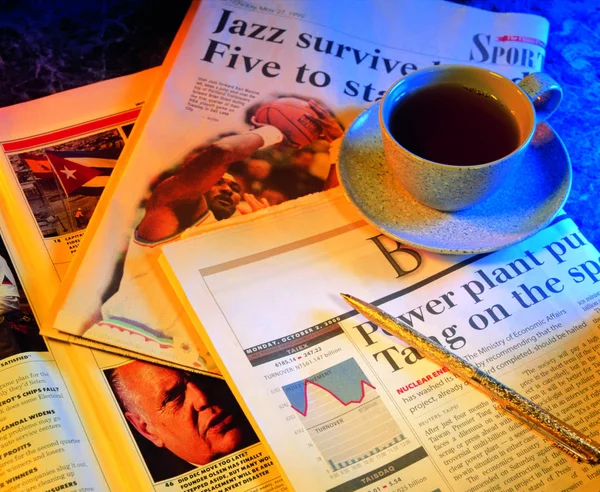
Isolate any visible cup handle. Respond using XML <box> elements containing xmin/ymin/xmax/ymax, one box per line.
<box><xmin>518</xmin><ymin>72</ymin><xmax>563</xmax><ymax>124</ymax></box>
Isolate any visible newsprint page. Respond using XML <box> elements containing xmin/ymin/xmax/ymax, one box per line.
<box><xmin>52</xmin><ymin>0</ymin><xmax>550</xmax><ymax>369</ymax></box>
<box><xmin>161</xmin><ymin>190</ymin><xmax>600</xmax><ymax>492</ymax></box>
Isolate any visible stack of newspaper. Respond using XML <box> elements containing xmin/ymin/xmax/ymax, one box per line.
<box><xmin>1</xmin><ymin>1</ymin><xmax>598</xmax><ymax>491</ymax></box>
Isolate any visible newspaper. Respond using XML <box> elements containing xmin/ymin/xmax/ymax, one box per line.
<box><xmin>160</xmin><ymin>189</ymin><xmax>600</xmax><ymax>491</ymax></box>
<box><xmin>49</xmin><ymin>0</ymin><xmax>550</xmax><ymax>371</ymax></box>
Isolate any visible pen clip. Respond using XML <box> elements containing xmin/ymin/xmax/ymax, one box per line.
<box><xmin>498</xmin><ymin>404</ymin><xmax>590</xmax><ymax>463</ymax></box>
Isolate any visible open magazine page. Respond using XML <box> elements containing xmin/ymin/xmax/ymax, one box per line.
<box><xmin>0</xmin><ymin>67</ymin><xmax>190</xmax><ymax>366</ymax></box>
<box><xmin>0</xmin><ymin>242</ymin><xmax>284</xmax><ymax>492</ymax></box>
<box><xmin>2</xmin><ymin>337</ymin><xmax>287</xmax><ymax>491</ymax></box>
<box><xmin>51</xmin><ymin>0</ymin><xmax>549</xmax><ymax>370</ymax></box>
<box><xmin>53</xmin><ymin>343</ymin><xmax>287</xmax><ymax>492</ymax></box>
<box><xmin>0</xmin><ymin>56</ymin><xmax>283</xmax><ymax>490</ymax></box>
<box><xmin>0</xmin><ymin>233</ymin><xmax>111</xmax><ymax>490</ymax></box>
<box><xmin>160</xmin><ymin>190</ymin><xmax>600</xmax><ymax>491</ymax></box>
<box><xmin>0</xmin><ymin>68</ymin><xmax>158</xmax><ymax>324</ymax></box>
<box><xmin>0</xmin><ymin>345</ymin><xmax>115</xmax><ymax>491</ymax></box>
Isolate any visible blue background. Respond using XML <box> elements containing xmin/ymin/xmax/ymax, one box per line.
<box><xmin>0</xmin><ymin>0</ymin><xmax>597</xmax><ymax>247</ymax></box>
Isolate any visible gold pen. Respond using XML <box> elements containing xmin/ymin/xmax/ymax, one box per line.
<box><xmin>341</xmin><ymin>293</ymin><xmax>600</xmax><ymax>464</ymax></box>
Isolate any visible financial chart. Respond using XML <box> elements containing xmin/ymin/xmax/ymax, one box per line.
<box><xmin>282</xmin><ymin>358</ymin><xmax>406</xmax><ymax>471</ymax></box>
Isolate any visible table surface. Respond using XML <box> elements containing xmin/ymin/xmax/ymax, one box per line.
<box><xmin>1</xmin><ymin>0</ymin><xmax>597</xmax><ymax>246</ymax></box>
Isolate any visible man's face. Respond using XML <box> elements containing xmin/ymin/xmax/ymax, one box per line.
<box><xmin>205</xmin><ymin>174</ymin><xmax>242</xmax><ymax>220</ymax></box>
<box><xmin>122</xmin><ymin>362</ymin><xmax>250</xmax><ymax>465</ymax></box>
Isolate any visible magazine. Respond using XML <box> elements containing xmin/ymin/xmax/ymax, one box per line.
<box><xmin>49</xmin><ymin>0</ymin><xmax>550</xmax><ymax>371</ymax></box>
<box><xmin>0</xmin><ymin>314</ymin><xmax>283</xmax><ymax>491</ymax></box>
<box><xmin>160</xmin><ymin>188</ymin><xmax>600</xmax><ymax>491</ymax></box>
<box><xmin>0</xmin><ymin>68</ymin><xmax>167</xmax><ymax>359</ymax></box>
<box><xmin>0</xmin><ymin>64</ymin><xmax>285</xmax><ymax>491</ymax></box>
<box><xmin>0</xmin><ymin>68</ymin><xmax>159</xmax><ymax>283</ymax></box>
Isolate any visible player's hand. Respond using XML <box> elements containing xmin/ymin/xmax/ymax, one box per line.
<box><xmin>253</xmin><ymin>114</ymin><xmax>298</xmax><ymax>148</ymax></box>
<box><xmin>307</xmin><ymin>100</ymin><xmax>344</xmax><ymax>142</ymax></box>
<box><xmin>236</xmin><ymin>193</ymin><xmax>270</xmax><ymax>215</ymax></box>
<box><xmin>251</xmin><ymin>116</ymin><xmax>268</xmax><ymax>128</ymax></box>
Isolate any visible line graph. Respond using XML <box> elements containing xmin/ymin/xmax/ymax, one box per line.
<box><xmin>282</xmin><ymin>359</ymin><xmax>406</xmax><ymax>471</ymax></box>
<box><xmin>288</xmin><ymin>378</ymin><xmax>376</xmax><ymax>416</ymax></box>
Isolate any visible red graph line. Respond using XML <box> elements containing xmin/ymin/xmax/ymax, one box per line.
<box><xmin>291</xmin><ymin>379</ymin><xmax>376</xmax><ymax>416</ymax></box>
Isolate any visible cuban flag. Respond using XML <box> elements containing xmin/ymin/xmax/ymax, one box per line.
<box><xmin>45</xmin><ymin>149</ymin><xmax>121</xmax><ymax>196</ymax></box>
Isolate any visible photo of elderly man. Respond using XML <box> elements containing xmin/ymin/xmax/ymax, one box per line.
<box><xmin>107</xmin><ymin>360</ymin><xmax>259</xmax><ymax>482</ymax></box>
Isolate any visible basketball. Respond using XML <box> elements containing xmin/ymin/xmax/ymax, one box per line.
<box><xmin>253</xmin><ymin>97</ymin><xmax>321</xmax><ymax>147</ymax></box>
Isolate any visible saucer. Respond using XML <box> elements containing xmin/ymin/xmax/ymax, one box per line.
<box><xmin>338</xmin><ymin>102</ymin><xmax>572</xmax><ymax>254</ymax></box>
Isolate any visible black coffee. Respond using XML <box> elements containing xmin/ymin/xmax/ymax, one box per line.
<box><xmin>389</xmin><ymin>82</ymin><xmax>520</xmax><ymax>166</ymax></box>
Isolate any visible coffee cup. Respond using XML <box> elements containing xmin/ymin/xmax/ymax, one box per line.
<box><xmin>379</xmin><ymin>65</ymin><xmax>562</xmax><ymax>211</ymax></box>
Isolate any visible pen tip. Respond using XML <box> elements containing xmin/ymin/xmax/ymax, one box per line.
<box><xmin>340</xmin><ymin>293</ymin><xmax>358</xmax><ymax>306</ymax></box>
